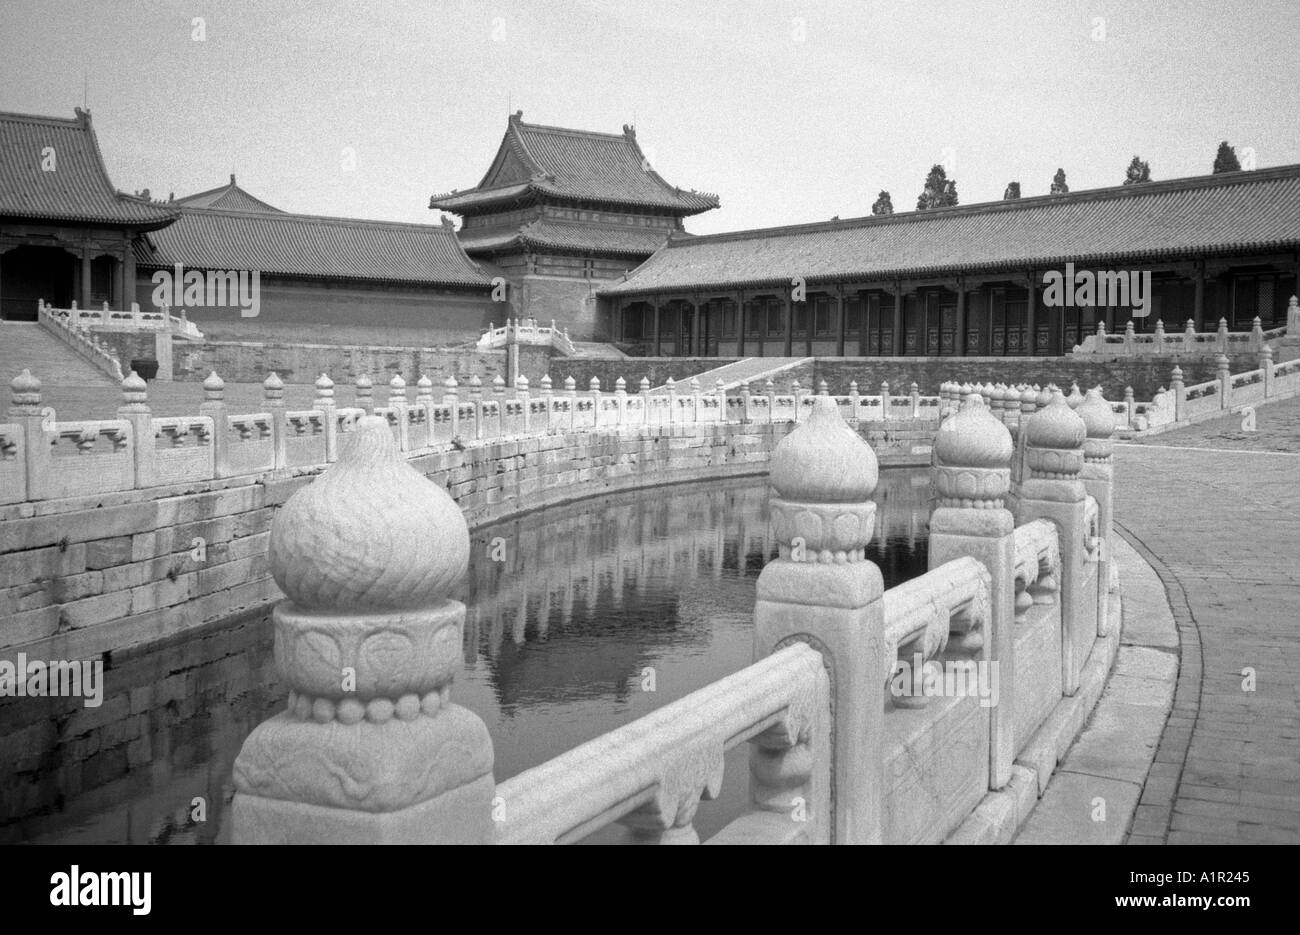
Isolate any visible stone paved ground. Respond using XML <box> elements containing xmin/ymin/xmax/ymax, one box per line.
<box><xmin>1114</xmin><ymin>395</ymin><xmax>1300</xmax><ymax>844</ymax></box>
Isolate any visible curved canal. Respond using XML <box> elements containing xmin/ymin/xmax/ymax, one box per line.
<box><xmin>0</xmin><ymin>470</ymin><xmax>932</xmax><ymax>844</ymax></box>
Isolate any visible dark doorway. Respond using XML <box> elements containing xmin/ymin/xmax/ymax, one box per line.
<box><xmin>1</xmin><ymin>245</ymin><xmax>76</xmax><ymax>320</ymax></box>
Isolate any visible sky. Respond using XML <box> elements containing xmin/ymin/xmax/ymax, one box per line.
<box><xmin>2</xmin><ymin>0</ymin><xmax>1298</xmax><ymax>236</ymax></box>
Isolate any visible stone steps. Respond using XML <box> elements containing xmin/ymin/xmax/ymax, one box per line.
<box><xmin>0</xmin><ymin>322</ymin><xmax>115</xmax><ymax>388</ymax></box>
<box><xmin>647</xmin><ymin>357</ymin><xmax>812</xmax><ymax>394</ymax></box>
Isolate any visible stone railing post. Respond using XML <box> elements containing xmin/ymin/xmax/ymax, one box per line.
<box><xmin>200</xmin><ymin>371</ymin><xmax>230</xmax><ymax>476</ymax></box>
<box><xmin>740</xmin><ymin>381</ymin><xmax>752</xmax><ymax>424</ymax></box>
<box><xmin>1261</xmin><ymin>344</ymin><xmax>1274</xmax><ymax>397</ymax></box>
<box><xmin>848</xmin><ymin>381</ymin><xmax>859</xmax><ymax>423</ymax></box>
<box><xmin>715</xmin><ymin>378</ymin><xmax>726</xmax><ymax>422</ymax></box>
<box><xmin>790</xmin><ymin>379</ymin><xmax>803</xmax><ymax>418</ymax></box>
<box><xmin>638</xmin><ymin>376</ymin><xmax>650</xmax><ymax>425</ymax></box>
<box><xmin>1123</xmin><ymin>386</ymin><xmax>1135</xmax><ymax>426</ymax></box>
<box><xmin>930</xmin><ymin>393</ymin><xmax>1017</xmax><ymax>789</ymax></box>
<box><xmin>118</xmin><ymin>371</ymin><xmax>155</xmax><ymax>488</ymax></box>
<box><xmin>492</xmin><ymin>374</ymin><xmax>506</xmax><ymax>400</ymax></box>
<box><xmin>1170</xmin><ymin>366</ymin><xmax>1186</xmax><ymax>422</ymax></box>
<box><xmin>880</xmin><ymin>380</ymin><xmax>891</xmax><ymax>421</ymax></box>
<box><xmin>442</xmin><ymin>375</ymin><xmax>459</xmax><ymax>438</ymax></box>
<box><xmin>1015</xmin><ymin>390</ymin><xmax>1093</xmax><ymax>695</ymax></box>
<box><xmin>1077</xmin><ymin>388</ymin><xmax>1116</xmax><ymax>636</ymax></box>
<box><xmin>389</xmin><ymin>374</ymin><xmax>410</xmax><ymax>451</ymax></box>
<box><xmin>9</xmin><ymin>369</ymin><xmax>45</xmax><ymax>501</ymax></box>
<box><xmin>540</xmin><ymin>374</ymin><xmax>554</xmax><ymax>431</ymax></box>
<box><xmin>665</xmin><ymin>377</ymin><xmax>677</xmax><ymax>423</ymax></box>
<box><xmin>753</xmin><ymin>396</ymin><xmax>886</xmax><ymax>844</ymax></box>
<box><xmin>817</xmin><ymin>379</ymin><xmax>829</xmax><ymax>396</ymax></box>
<box><xmin>355</xmin><ymin>373</ymin><xmax>374</xmax><ymax>415</ymax></box>
<box><xmin>909</xmin><ymin>381</ymin><xmax>920</xmax><ymax>418</ymax></box>
<box><xmin>1217</xmin><ymin>353</ymin><xmax>1232</xmax><ymax>409</ymax></box>
<box><xmin>1250</xmin><ymin>316</ymin><xmax>1264</xmax><ymax>353</ymax></box>
<box><xmin>517</xmin><ymin>374</ymin><xmax>531</xmax><ymax>432</ymax></box>
<box><xmin>317</xmin><ymin>373</ymin><xmax>339</xmax><ymax>462</ymax></box>
<box><xmin>265</xmin><ymin>372</ymin><xmax>287</xmax><ymax>469</ymax></box>
<box><xmin>468</xmin><ymin>374</ymin><xmax>484</xmax><ymax>406</ymax></box>
<box><xmin>1216</xmin><ymin>318</ymin><xmax>1229</xmax><ymax>354</ymax></box>
<box><xmin>232</xmin><ymin>416</ymin><xmax>493</xmax><ymax>843</ymax></box>
<box><xmin>1123</xmin><ymin>320</ymin><xmax>1135</xmax><ymax>354</ymax></box>
<box><xmin>1153</xmin><ymin>318</ymin><xmax>1165</xmax><ymax>351</ymax></box>
<box><xmin>764</xmin><ymin>378</ymin><xmax>776</xmax><ymax>420</ymax></box>
<box><xmin>689</xmin><ymin>376</ymin><xmax>701</xmax><ymax>423</ymax></box>
<box><xmin>589</xmin><ymin>376</ymin><xmax>601</xmax><ymax>425</ymax></box>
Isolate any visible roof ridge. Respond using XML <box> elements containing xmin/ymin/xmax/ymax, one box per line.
<box><xmin>176</xmin><ymin>203</ymin><xmax>463</xmax><ymax>232</ymax></box>
<box><xmin>0</xmin><ymin>109</ymin><xmax>86</xmax><ymax>126</ymax></box>
<box><xmin>667</xmin><ymin>163</ymin><xmax>1300</xmax><ymax>248</ymax></box>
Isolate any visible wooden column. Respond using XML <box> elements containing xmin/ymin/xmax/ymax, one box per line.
<box><xmin>1025</xmin><ymin>270</ymin><xmax>1038</xmax><ymax>357</ymax></box>
<box><xmin>955</xmin><ymin>281</ymin><xmax>967</xmax><ymax>357</ymax></box>
<box><xmin>736</xmin><ymin>293</ymin><xmax>745</xmax><ymax>357</ymax></box>
<box><xmin>835</xmin><ymin>289</ymin><xmax>847</xmax><ymax>356</ymax></box>
<box><xmin>80</xmin><ymin>246</ymin><xmax>92</xmax><ymax>308</ymax></box>
<box><xmin>122</xmin><ymin>238</ymin><xmax>136</xmax><ymax>310</ymax></box>
<box><xmin>783</xmin><ymin>294</ymin><xmax>793</xmax><ymax>356</ymax></box>
<box><xmin>652</xmin><ymin>300</ymin><xmax>662</xmax><ymax>356</ymax></box>
<box><xmin>892</xmin><ymin>282</ymin><xmax>904</xmax><ymax>356</ymax></box>
<box><xmin>1193</xmin><ymin>262</ymin><xmax>1205</xmax><ymax>331</ymax></box>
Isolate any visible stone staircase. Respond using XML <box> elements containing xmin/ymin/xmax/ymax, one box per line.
<box><xmin>564</xmin><ymin>341</ymin><xmax>628</xmax><ymax>359</ymax></box>
<box><xmin>0</xmin><ymin>322</ymin><xmax>116</xmax><ymax>387</ymax></box>
<box><xmin>648</xmin><ymin>357</ymin><xmax>812</xmax><ymax>393</ymax></box>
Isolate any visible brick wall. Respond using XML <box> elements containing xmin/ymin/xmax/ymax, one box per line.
<box><xmin>519</xmin><ymin>276</ymin><xmax>602</xmax><ymax>340</ymax></box>
<box><xmin>0</xmin><ymin>420</ymin><xmax>935</xmax><ymax>663</ymax></box>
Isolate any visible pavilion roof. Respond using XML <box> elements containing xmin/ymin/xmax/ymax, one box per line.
<box><xmin>458</xmin><ymin>219</ymin><xmax>681</xmax><ymax>258</ymax></box>
<box><xmin>0</xmin><ymin>109</ymin><xmax>178</xmax><ymax>229</ymax></box>
<box><xmin>137</xmin><ymin>207</ymin><xmax>492</xmax><ymax>288</ymax></box>
<box><xmin>173</xmin><ymin>175</ymin><xmax>285</xmax><ymax>213</ymax></box>
<box><xmin>601</xmin><ymin>164</ymin><xmax>1300</xmax><ymax>296</ymax></box>
<box><xmin>431</xmin><ymin>112</ymin><xmax>719</xmax><ymax>217</ymax></box>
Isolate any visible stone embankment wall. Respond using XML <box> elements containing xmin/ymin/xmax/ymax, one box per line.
<box><xmin>169</xmin><ymin>342</ymin><xmax>509</xmax><ymax>385</ymax></box>
<box><xmin>0</xmin><ymin>420</ymin><xmax>936</xmax><ymax>664</ymax></box>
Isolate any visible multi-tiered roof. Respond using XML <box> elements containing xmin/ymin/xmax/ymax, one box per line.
<box><xmin>430</xmin><ymin>111</ymin><xmax>720</xmax><ymax>218</ymax></box>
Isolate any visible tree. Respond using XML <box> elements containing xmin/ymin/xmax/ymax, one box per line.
<box><xmin>1003</xmin><ymin>181</ymin><xmax>1021</xmax><ymax>200</ymax></box>
<box><xmin>871</xmin><ymin>190</ymin><xmax>894</xmax><ymax>215</ymax></box>
<box><xmin>1213</xmin><ymin>141</ymin><xmax>1241</xmax><ymax>174</ymax></box>
<box><xmin>916</xmin><ymin>164</ymin><xmax>958</xmax><ymax>210</ymax></box>
<box><xmin>1050</xmin><ymin>168</ymin><xmax>1068</xmax><ymax>194</ymax></box>
<box><xmin>1124</xmin><ymin>155</ymin><xmax>1151</xmax><ymax>185</ymax></box>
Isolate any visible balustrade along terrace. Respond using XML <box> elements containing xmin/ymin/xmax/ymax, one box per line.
<box><xmin>225</xmin><ymin>382</ymin><xmax>1122</xmax><ymax>844</ymax></box>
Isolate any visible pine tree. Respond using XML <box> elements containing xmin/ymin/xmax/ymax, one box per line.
<box><xmin>1003</xmin><ymin>181</ymin><xmax>1021</xmax><ymax>200</ymax></box>
<box><xmin>1213</xmin><ymin>141</ymin><xmax>1242</xmax><ymax>174</ymax></box>
<box><xmin>916</xmin><ymin>165</ymin><xmax>958</xmax><ymax>210</ymax></box>
<box><xmin>1050</xmin><ymin>168</ymin><xmax>1068</xmax><ymax>194</ymax></box>
<box><xmin>871</xmin><ymin>190</ymin><xmax>894</xmax><ymax>215</ymax></box>
<box><xmin>1124</xmin><ymin>155</ymin><xmax>1151</xmax><ymax>185</ymax></box>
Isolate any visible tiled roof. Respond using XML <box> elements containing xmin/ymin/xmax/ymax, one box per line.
<box><xmin>431</xmin><ymin>112</ymin><xmax>719</xmax><ymax>217</ymax></box>
<box><xmin>0</xmin><ymin>109</ymin><xmax>178</xmax><ymax>228</ymax></box>
<box><xmin>458</xmin><ymin>219</ymin><xmax>678</xmax><ymax>257</ymax></box>
<box><xmin>173</xmin><ymin>176</ymin><xmax>284</xmax><ymax>213</ymax></box>
<box><xmin>137</xmin><ymin>208</ymin><xmax>492</xmax><ymax>288</ymax></box>
<box><xmin>601</xmin><ymin>165</ymin><xmax>1300</xmax><ymax>296</ymax></box>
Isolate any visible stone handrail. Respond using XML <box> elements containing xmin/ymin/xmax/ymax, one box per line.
<box><xmin>229</xmin><ymin>389</ymin><xmax>1119</xmax><ymax>844</ymax></box>
<box><xmin>0</xmin><ymin>368</ymin><xmax>942</xmax><ymax>505</ymax></box>
<box><xmin>494</xmin><ymin>642</ymin><xmax>831</xmax><ymax>844</ymax></box>
<box><xmin>477</xmin><ymin>317</ymin><xmax>576</xmax><ymax>356</ymax></box>
<box><xmin>37</xmin><ymin>301</ymin><xmax>126</xmax><ymax>382</ymax></box>
<box><xmin>39</xmin><ymin>299</ymin><xmax>204</xmax><ymax>340</ymax></box>
<box><xmin>1071</xmin><ymin>305</ymin><xmax>1289</xmax><ymax>358</ymax></box>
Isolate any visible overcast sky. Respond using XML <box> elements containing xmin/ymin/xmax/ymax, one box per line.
<box><xmin>3</xmin><ymin>0</ymin><xmax>1297</xmax><ymax>236</ymax></box>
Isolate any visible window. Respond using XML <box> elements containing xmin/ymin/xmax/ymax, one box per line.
<box><xmin>745</xmin><ymin>300</ymin><xmax>762</xmax><ymax>336</ymax></box>
<box><xmin>813</xmin><ymin>296</ymin><xmax>834</xmax><ymax>336</ymax></box>
<box><xmin>767</xmin><ymin>298</ymin><xmax>784</xmax><ymax>336</ymax></box>
<box><xmin>722</xmin><ymin>302</ymin><xmax>736</xmax><ymax>338</ymax></box>
<box><xmin>845</xmin><ymin>296</ymin><xmax>863</xmax><ymax>336</ymax></box>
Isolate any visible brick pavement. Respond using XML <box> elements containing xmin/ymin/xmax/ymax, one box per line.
<box><xmin>1115</xmin><ymin>397</ymin><xmax>1300</xmax><ymax>843</ymax></box>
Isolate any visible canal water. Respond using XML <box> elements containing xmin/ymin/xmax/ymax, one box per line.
<box><xmin>0</xmin><ymin>470</ymin><xmax>932</xmax><ymax>844</ymax></box>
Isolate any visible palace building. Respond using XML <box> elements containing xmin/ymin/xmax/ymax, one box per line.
<box><xmin>598</xmin><ymin>165</ymin><xmax>1300</xmax><ymax>357</ymax></box>
<box><xmin>430</xmin><ymin>111</ymin><xmax>719</xmax><ymax>340</ymax></box>
<box><xmin>0</xmin><ymin>109</ymin><xmax>497</xmax><ymax>345</ymax></box>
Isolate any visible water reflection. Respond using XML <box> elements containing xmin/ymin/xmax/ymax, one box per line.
<box><xmin>0</xmin><ymin>470</ymin><xmax>932</xmax><ymax>844</ymax></box>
